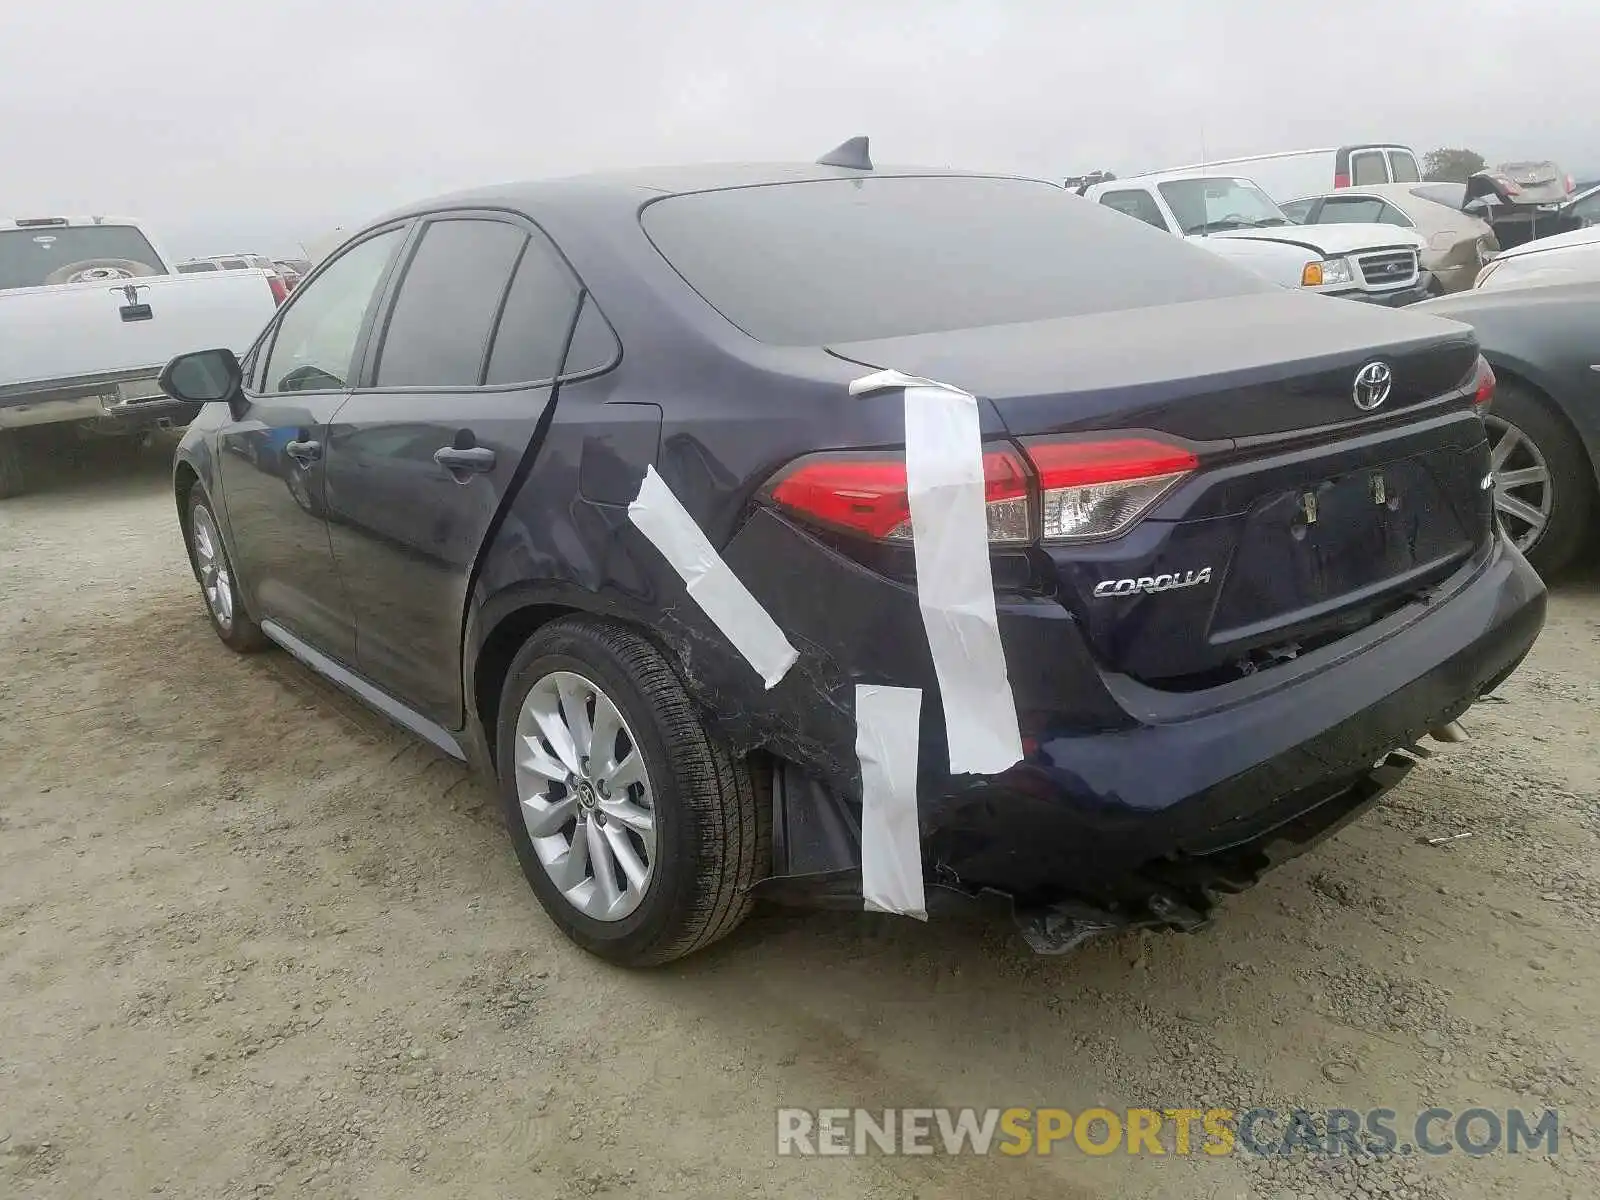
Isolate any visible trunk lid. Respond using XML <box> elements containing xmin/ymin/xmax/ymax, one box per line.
<box><xmin>828</xmin><ymin>292</ymin><xmax>1492</xmax><ymax>686</ymax></box>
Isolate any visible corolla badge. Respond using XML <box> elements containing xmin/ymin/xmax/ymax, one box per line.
<box><xmin>1093</xmin><ymin>567</ymin><xmax>1213</xmax><ymax>598</ymax></box>
<box><xmin>1352</xmin><ymin>361</ymin><xmax>1393</xmax><ymax>411</ymax></box>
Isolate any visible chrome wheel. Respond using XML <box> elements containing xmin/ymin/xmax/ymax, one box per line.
<box><xmin>514</xmin><ymin>670</ymin><xmax>657</xmax><ymax>922</ymax></box>
<box><xmin>1485</xmin><ymin>414</ymin><xmax>1554</xmax><ymax>554</ymax></box>
<box><xmin>191</xmin><ymin>505</ymin><xmax>235</xmax><ymax>631</ymax></box>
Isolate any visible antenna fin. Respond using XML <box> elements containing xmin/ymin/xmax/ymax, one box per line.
<box><xmin>817</xmin><ymin>136</ymin><xmax>872</xmax><ymax>171</ymax></box>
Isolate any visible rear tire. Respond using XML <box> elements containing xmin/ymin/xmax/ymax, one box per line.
<box><xmin>186</xmin><ymin>490</ymin><xmax>268</xmax><ymax>652</ymax></box>
<box><xmin>1485</xmin><ymin>382</ymin><xmax>1594</xmax><ymax>577</ymax></box>
<box><xmin>0</xmin><ymin>431</ymin><xmax>25</xmax><ymax>499</ymax></box>
<box><xmin>495</xmin><ymin>617</ymin><xmax>769</xmax><ymax>966</ymax></box>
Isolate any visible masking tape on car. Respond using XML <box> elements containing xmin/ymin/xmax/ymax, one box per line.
<box><xmin>849</xmin><ymin>370</ymin><xmax>1024</xmax><ymax>776</ymax></box>
<box><xmin>628</xmin><ymin>464</ymin><xmax>799</xmax><ymax>689</ymax></box>
<box><xmin>856</xmin><ymin>683</ymin><xmax>928</xmax><ymax>920</ymax></box>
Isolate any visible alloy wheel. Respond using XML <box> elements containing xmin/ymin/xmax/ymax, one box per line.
<box><xmin>1484</xmin><ymin>414</ymin><xmax>1554</xmax><ymax>554</ymax></box>
<box><xmin>514</xmin><ymin>670</ymin><xmax>657</xmax><ymax>922</ymax></box>
<box><xmin>191</xmin><ymin>506</ymin><xmax>235</xmax><ymax>631</ymax></box>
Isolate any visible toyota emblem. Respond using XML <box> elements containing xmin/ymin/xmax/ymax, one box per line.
<box><xmin>1352</xmin><ymin>361</ymin><xmax>1393</xmax><ymax>411</ymax></box>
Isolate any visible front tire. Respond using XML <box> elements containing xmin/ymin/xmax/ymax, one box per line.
<box><xmin>187</xmin><ymin>491</ymin><xmax>268</xmax><ymax>652</ymax></box>
<box><xmin>1485</xmin><ymin>382</ymin><xmax>1594</xmax><ymax>576</ymax></box>
<box><xmin>495</xmin><ymin>618</ymin><xmax>769</xmax><ymax>966</ymax></box>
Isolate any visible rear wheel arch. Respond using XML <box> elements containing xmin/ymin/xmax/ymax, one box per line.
<box><xmin>1483</xmin><ymin>363</ymin><xmax>1598</xmax><ymax>490</ymax></box>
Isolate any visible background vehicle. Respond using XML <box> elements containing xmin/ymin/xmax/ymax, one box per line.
<box><xmin>162</xmin><ymin>154</ymin><xmax>1541</xmax><ymax>967</ymax></box>
<box><xmin>0</xmin><ymin>216</ymin><xmax>280</xmax><ymax>497</ymax></box>
<box><xmin>272</xmin><ymin>257</ymin><xmax>311</xmax><ymax>291</ymax></box>
<box><xmin>180</xmin><ymin>252</ymin><xmax>290</xmax><ymax>304</ymax></box>
<box><xmin>1280</xmin><ymin>183</ymin><xmax>1498</xmax><ymax>294</ymax></box>
<box><xmin>1463</xmin><ymin>162</ymin><xmax>1578</xmax><ymax>250</ymax></box>
<box><xmin>1474</xmin><ymin>225</ymin><xmax>1600</xmax><ymax>291</ymax></box>
<box><xmin>1085</xmin><ymin>171</ymin><xmax>1428</xmax><ymax>303</ymax></box>
<box><xmin>1415</xmin><ymin>281</ymin><xmax>1600</xmax><ymax>575</ymax></box>
<box><xmin>1148</xmin><ymin>144</ymin><xmax>1422</xmax><ymax>204</ymax></box>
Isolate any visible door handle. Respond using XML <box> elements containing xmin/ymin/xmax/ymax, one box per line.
<box><xmin>434</xmin><ymin>445</ymin><xmax>496</xmax><ymax>474</ymax></box>
<box><xmin>284</xmin><ymin>439</ymin><xmax>321</xmax><ymax>465</ymax></box>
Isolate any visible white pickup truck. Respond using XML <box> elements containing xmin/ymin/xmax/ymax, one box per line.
<box><xmin>0</xmin><ymin>216</ymin><xmax>279</xmax><ymax>497</ymax></box>
<box><xmin>1083</xmin><ymin>171</ymin><xmax>1431</xmax><ymax>306</ymax></box>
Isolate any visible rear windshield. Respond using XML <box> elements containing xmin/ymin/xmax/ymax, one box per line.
<box><xmin>0</xmin><ymin>225</ymin><xmax>165</xmax><ymax>290</ymax></box>
<box><xmin>641</xmin><ymin>175</ymin><xmax>1270</xmax><ymax>345</ymax></box>
<box><xmin>1391</xmin><ymin>152</ymin><xmax>1421</xmax><ymax>183</ymax></box>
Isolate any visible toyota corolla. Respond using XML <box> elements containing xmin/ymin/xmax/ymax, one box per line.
<box><xmin>158</xmin><ymin>145</ymin><xmax>1545</xmax><ymax>965</ymax></box>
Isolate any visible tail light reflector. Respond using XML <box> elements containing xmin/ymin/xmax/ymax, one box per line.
<box><xmin>1334</xmin><ymin>172</ymin><xmax>1351</xmax><ymax>189</ymax></box>
<box><xmin>1471</xmin><ymin>355</ymin><xmax>1496</xmax><ymax>408</ymax></box>
<box><xmin>768</xmin><ymin>445</ymin><xmax>1032</xmax><ymax>544</ymax></box>
<box><xmin>267</xmin><ymin>274</ymin><xmax>288</xmax><ymax>305</ymax></box>
<box><xmin>1024</xmin><ymin>437</ymin><xmax>1198</xmax><ymax>542</ymax></box>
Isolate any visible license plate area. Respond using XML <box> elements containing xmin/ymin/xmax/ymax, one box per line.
<box><xmin>1212</xmin><ymin>456</ymin><xmax>1473</xmax><ymax>641</ymax></box>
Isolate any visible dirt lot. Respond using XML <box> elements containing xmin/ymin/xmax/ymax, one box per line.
<box><xmin>2</xmin><ymin>450</ymin><xmax>1598</xmax><ymax>1200</ymax></box>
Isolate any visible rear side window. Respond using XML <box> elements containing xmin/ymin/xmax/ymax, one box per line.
<box><xmin>375</xmin><ymin>218</ymin><xmax>526</xmax><ymax>388</ymax></box>
<box><xmin>1317</xmin><ymin>196</ymin><xmax>1389</xmax><ymax>224</ymax></box>
<box><xmin>642</xmin><ymin>176</ymin><xmax>1269</xmax><ymax>345</ymax></box>
<box><xmin>1097</xmin><ymin>189</ymin><xmax>1168</xmax><ymax>231</ymax></box>
<box><xmin>483</xmin><ymin>231</ymin><xmax>583</xmax><ymax>385</ymax></box>
<box><xmin>1350</xmin><ymin>152</ymin><xmax>1387</xmax><ymax>185</ymax></box>
<box><xmin>1390</xmin><ymin>152</ymin><xmax>1421</xmax><ymax>184</ymax></box>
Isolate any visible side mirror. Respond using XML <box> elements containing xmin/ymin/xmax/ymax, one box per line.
<box><xmin>159</xmin><ymin>348</ymin><xmax>247</xmax><ymax>420</ymax></box>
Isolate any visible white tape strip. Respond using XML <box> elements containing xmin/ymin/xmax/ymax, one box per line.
<box><xmin>850</xmin><ymin>370</ymin><xmax>1024</xmax><ymax>776</ymax></box>
<box><xmin>856</xmin><ymin>683</ymin><xmax>928</xmax><ymax>920</ymax></box>
<box><xmin>629</xmin><ymin>465</ymin><xmax>799</xmax><ymax>689</ymax></box>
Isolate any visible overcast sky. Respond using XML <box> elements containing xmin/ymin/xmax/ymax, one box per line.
<box><xmin>4</xmin><ymin>0</ymin><xmax>1595</xmax><ymax>258</ymax></box>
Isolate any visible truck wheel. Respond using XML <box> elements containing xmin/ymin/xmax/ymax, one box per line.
<box><xmin>495</xmin><ymin>617</ymin><xmax>769</xmax><ymax>966</ymax></box>
<box><xmin>1485</xmin><ymin>381</ymin><xmax>1595</xmax><ymax>577</ymax></box>
<box><xmin>0</xmin><ymin>431</ymin><xmax>25</xmax><ymax>499</ymax></box>
<box><xmin>187</xmin><ymin>491</ymin><xmax>268</xmax><ymax>652</ymax></box>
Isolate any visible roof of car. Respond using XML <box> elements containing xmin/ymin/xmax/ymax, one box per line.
<box><xmin>371</xmin><ymin>161</ymin><xmax>1022</xmax><ymax>225</ymax></box>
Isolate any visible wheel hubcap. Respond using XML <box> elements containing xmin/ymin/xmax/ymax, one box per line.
<box><xmin>514</xmin><ymin>670</ymin><xmax>656</xmax><ymax>922</ymax></box>
<box><xmin>1484</xmin><ymin>414</ymin><xmax>1553</xmax><ymax>554</ymax></box>
<box><xmin>191</xmin><ymin>506</ymin><xmax>234</xmax><ymax>631</ymax></box>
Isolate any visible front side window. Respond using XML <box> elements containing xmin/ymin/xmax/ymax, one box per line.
<box><xmin>1156</xmin><ymin>178</ymin><xmax>1290</xmax><ymax>235</ymax></box>
<box><xmin>260</xmin><ymin>228</ymin><xmax>403</xmax><ymax>393</ymax></box>
<box><xmin>374</xmin><ymin>219</ymin><xmax>527</xmax><ymax>388</ymax></box>
<box><xmin>1097</xmin><ymin>189</ymin><xmax>1169</xmax><ymax>231</ymax></box>
<box><xmin>0</xmin><ymin>224</ymin><xmax>166</xmax><ymax>290</ymax></box>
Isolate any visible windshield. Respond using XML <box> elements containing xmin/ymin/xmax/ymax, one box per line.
<box><xmin>642</xmin><ymin>175</ymin><xmax>1269</xmax><ymax>345</ymax></box>
<box><xmin>1157</xmin><ymin>178</ymin><xmax>1290</xmax><ymax>234</ymax></box>
<box><xmin>0</xmin><ymin>225</ymin><xmax>165</xmax><ymax>290</ymax></box>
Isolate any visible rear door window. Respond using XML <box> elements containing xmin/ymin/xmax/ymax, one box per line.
<box><xmin>642</xmin><ymin>175</ymin><xmax>1269</xmax><ymax>345</ymax></box>
<box><xmin>482</xmin><ymin>230</ymin><xmax>584</xmax><ymax>385</ymax></box>
<box><xmin>1350</xmin><ymin>152</ymin><xmax>1388</xmax><ymax>185</ymax></box>
<box><xmin>1097</xmin><ymin>189</ymin><xmax>1169</xmax><ymax>231</ymax></box>
<box><xmin>1389</xmin><ymin>151</ymin><xmax>1422</xmax><ymax>183</ymax></box>
<box><xmin>373</xmin><ymin>218</ymin><xmax>527</xmax><ymax>388</ymax></box>
<box><xmin>1316</xmin><ymin>196</ymin><xmax>1389</xmax><ymax>224</ymax></box>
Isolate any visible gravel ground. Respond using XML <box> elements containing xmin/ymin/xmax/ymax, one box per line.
<box><xmin>2</xmin><ymin>448</ymin><xmax>1598</xmax><ymax>1200</ymax></box>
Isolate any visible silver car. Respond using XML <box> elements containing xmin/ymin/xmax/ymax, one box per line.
<box><xmin>1281</xmin><ymin>183</ymin><xmax>1499</xmax><ymax>294</ymax></box>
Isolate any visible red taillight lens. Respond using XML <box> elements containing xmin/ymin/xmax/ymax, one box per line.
<box><xmin>1334</xmin><ymin>172</ymin><xmax>1351</xmax><ymax>189</ymax></box>
<box><xmin>767</xmin><ymin>435</ymin><xmax>1198</xmax><ymax>547</ymax></box>
<box><xmin>1471</xmin><ymin>356</ymin><xmax>1496</xmax><ymax>408</ymax></box>
<box><xmin>769</xmin><ymin>445</ymin><xmax>1032</xmax><ymax>544</ymax></box>
<box><xmin>268</xmin><ymin>275</ymin><xmax>288</xmax><ymax>305</ymax></box>
<box><xmin>1024</xmin><ymin>437</ymin><xmax>1198</xmax><ymax>542</ymax></box>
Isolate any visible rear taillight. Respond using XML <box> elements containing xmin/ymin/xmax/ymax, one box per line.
<box><xmin>766</xmin><ymin>435</ymin><xmax>1198</xmax><ymax>547</ymax></box>
<box><xmin>1024</xmin><ymin>437</ymin><xmax>1198</xmax><ymax>542</ymax></box>
<box><xmin>1334</xmin><ymin>172</ymin><xmax>1350</xmax><ymax>189</ymax></box>
<box><xmin>1471</xmin><ymin>355</ymin><xmax>1496</xmax><ymax>409</ymax></box>
<box><xmin>768</xmin><ymin>445</ymin><xmax>1032</xmax><ymax>545</ymax></box>
<box><xmin>268</xmin><ymin>274</ymin><xmax>288</xmax><ymax>305</ymax></box>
